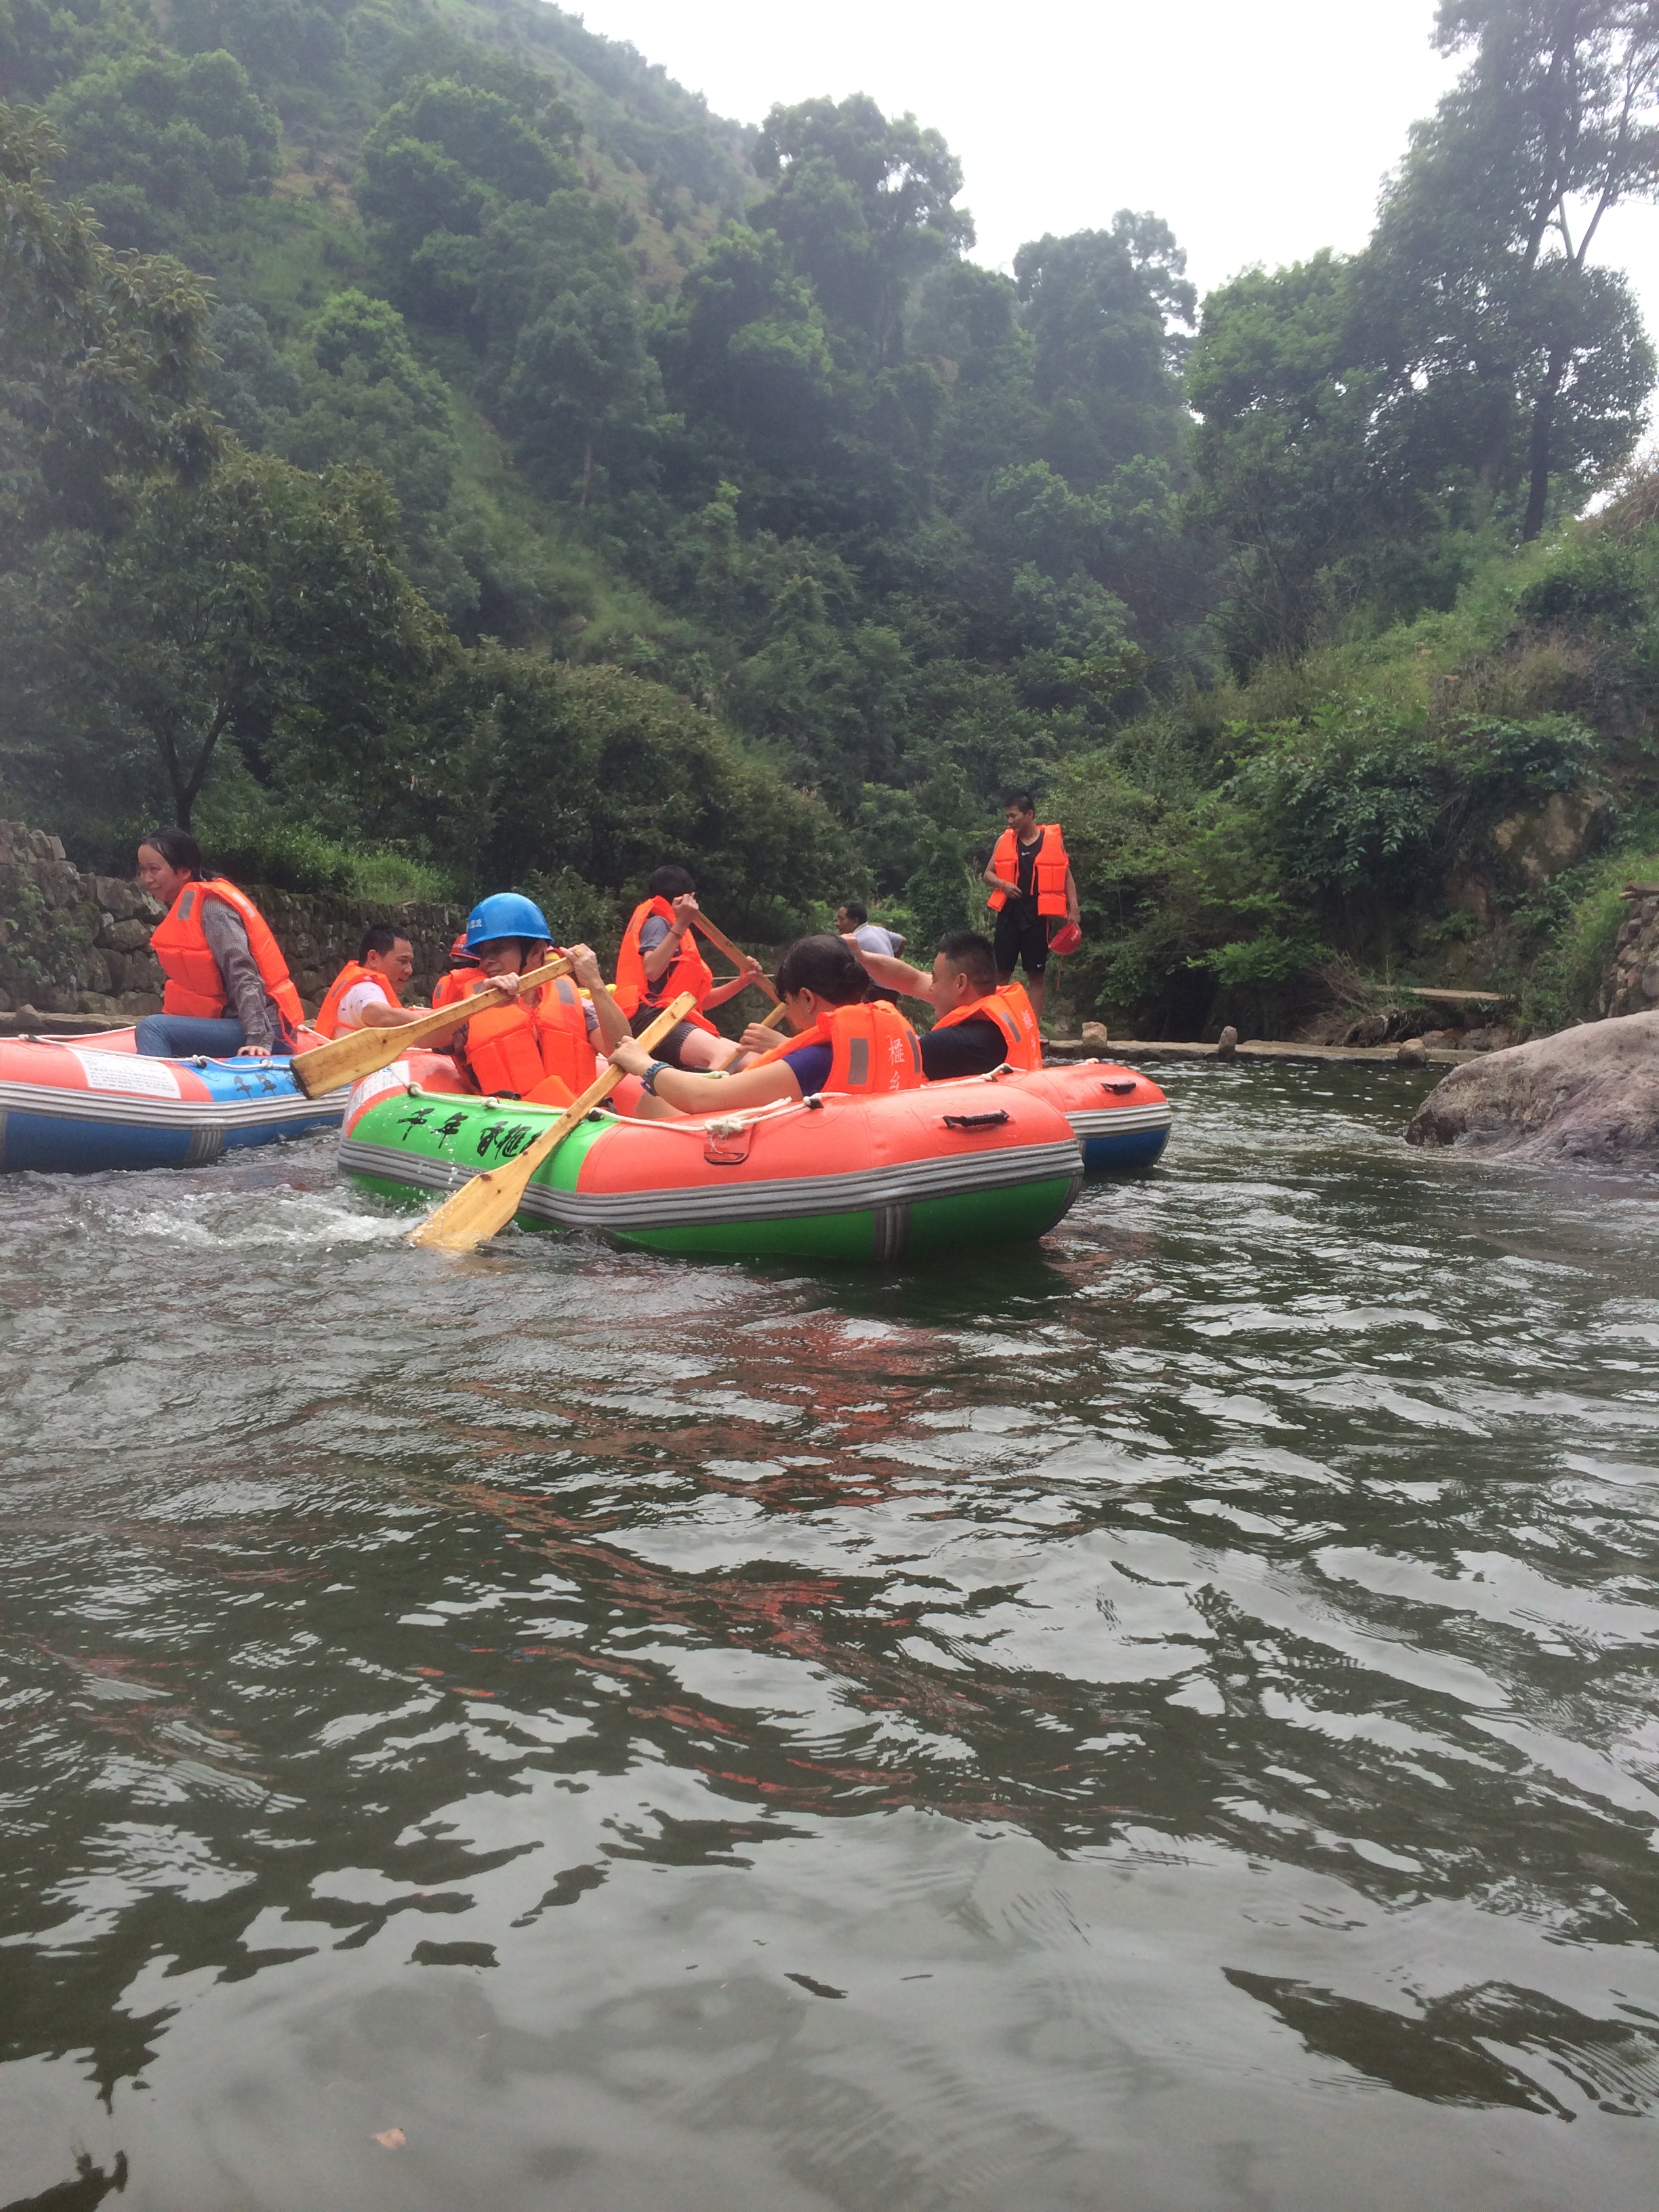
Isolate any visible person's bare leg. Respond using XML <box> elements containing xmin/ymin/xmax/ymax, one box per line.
<box><xmin>1027</xmin><ymin>970</ymin><xmax>1046</xmax><ymax>1024</ymax></box>
<box><xmin>676</xmin><ymin>1031</ymin><xmax>741</xmax><ymax>1069</ymax></box>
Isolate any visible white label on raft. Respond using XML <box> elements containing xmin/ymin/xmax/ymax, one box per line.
<box><xmin>350</xmin><ymin>1062</ymin><xmax>411</xmax><ymax>1114</ymax></box>
<box><xmin>66</xmin><ymin>1048</ymin><xmax>184</xmax><ymax>1099</ymax></box>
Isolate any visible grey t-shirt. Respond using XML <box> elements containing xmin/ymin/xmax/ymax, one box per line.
<box><xmin>852</xmin><ymin>922</ymin><xmax>902</xmax><ymax>958</ymax></box>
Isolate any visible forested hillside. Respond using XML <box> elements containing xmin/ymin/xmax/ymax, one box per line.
<box><xmin>3</xmin><ymin>0</ymin><xmax>1658</xmax><ymax>1029</ymax></box>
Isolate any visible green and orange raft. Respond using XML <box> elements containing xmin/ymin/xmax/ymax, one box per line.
<box><xmin>341</xmin><ymin>1057</ymin><xmax>1170</xmax><ymax>1263</ymax></box>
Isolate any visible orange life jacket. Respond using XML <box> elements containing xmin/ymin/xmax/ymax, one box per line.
<box><xmin>750</xmin><ymin>999</ymin><xmax>923</xmax><ymax>1095</ymax></box>
<box><xmin>613</xmin><ymin>897</ymin><xmax>715</xmax><ymax>1021</ymax></box>
<box><xmin>459</xmin><ymin>973</ymin><xmax>596</xmax><ymax>1101</ymax></box>
<box><xmin>149</xmin><ymin>877</ymin><xmax>303</xmax><ymax>1027</ymax></box>
<box><xmin>986</xmin><ymin>824</ymin><xmax>1070</xmax><ymax>918</ymax></box>
<box><xmin>314</xmin><ymin>960</ymin><xmax>400</xmax><ymax>1039</ymax></box>
<box><xmin>432</xmin><ymin>967</ymin><xmax>477</xmax><ymax>1009</ymax></box>
<box><xmin>929</xmin><ymin>981</ymin><xmax>1043</xmax><ymax>1071</ymax></box>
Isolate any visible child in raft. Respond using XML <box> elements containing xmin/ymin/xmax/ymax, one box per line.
<box><xmin>607</xmin><ymin>934</ymin><xmax>922</xmax><ymax>1113</ymax></box>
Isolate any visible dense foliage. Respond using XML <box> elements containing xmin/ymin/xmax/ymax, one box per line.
<box><xmin>3</xmin><ymin>0</ymin><xmax>1659</xmax><ymax>1022</ymax></box>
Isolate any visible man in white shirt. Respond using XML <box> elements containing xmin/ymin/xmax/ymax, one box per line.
<box><xmin>317</xmin><ymin>926</ymin><xmax>425</xmax><ymax>1036</ymax></box>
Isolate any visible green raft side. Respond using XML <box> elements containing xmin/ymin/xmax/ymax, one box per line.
<box><xmin>345</xmin><ymin>1092</ymin><xmax>617</xmax><ymax>1212</ymax></box>
<box><xmin>611</xmin><ymin>1175</ymin><xmax>1076</xmax><ymax>1259</ymax></box>
<box><xmin>346</xmin><ymin>1092</ymin><xmax>1076</xmax><ymax>1258</ymax></box>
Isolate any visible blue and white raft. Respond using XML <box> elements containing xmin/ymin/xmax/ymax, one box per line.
<box><xmin>0</xmin><ymin>1030</ymin><xmax>346</xmax><ymax>1174</ymax></box>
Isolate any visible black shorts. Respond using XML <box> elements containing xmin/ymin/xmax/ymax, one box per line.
<box><xmin>994</xmin><ymin>906</ymin><xmax>1048</xmax><ymax>978</ymax></box>
<box><xmin>629</xmin><ymin>1010</ymin><xmax>701</xmax><ymax>1067</ymax></box>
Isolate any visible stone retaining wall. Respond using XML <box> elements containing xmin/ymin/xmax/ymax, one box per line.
<box><xmin>0</xmin><ymin>821</ymin><xmax>462</xmax><ymax>1019</ymax></box>
<box><xmin>1604</xmin><ymin>885</ymin><xmax>1659</xmax><ymax>1018</ymax></box>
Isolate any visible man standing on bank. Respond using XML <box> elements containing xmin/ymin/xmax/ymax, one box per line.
<box><xmin>982</xmin><ymin>792</ymin><xmax>1079</xmax><ymax>1027</ymax></box>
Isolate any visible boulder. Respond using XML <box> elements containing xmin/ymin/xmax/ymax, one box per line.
<box><xmin>1406</xmin><ymin>1010</ymin><xmax>1659</xmax><ymax>1162</ymax></box>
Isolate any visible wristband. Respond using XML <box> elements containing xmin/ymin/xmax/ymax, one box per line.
<box><xmin>640</xmin><ymin>1060</ymin><xmax>670</xmax><ymax>1094</ymax></box>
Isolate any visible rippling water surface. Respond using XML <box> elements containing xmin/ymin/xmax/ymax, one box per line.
<box><xmin>4</xmin><ymin>1062</ymin><xmax>1659</xmax><ymax>2211</ymax></box>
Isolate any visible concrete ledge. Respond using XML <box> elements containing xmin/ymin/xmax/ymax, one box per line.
<box><xmin>0</xmin><ymin>1009</ymin><xmax>135</xmax><ymax>1036</ymax></box>
<box><xmin>1043</xmin><ymin>1037</ymin><xmax>1477</xmax><ymax>1068</ymax></box>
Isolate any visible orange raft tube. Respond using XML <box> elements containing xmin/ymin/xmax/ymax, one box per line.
<box><xmin>340</xmin><ymin>1054</ymin><xmax>1170</xmax><ymax>1261</ymax></box>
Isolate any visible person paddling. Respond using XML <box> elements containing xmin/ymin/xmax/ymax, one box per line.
<box><xmin>613</xmin><ymin>864</ymin><xmax>763</xmax><ymax>1069</ymax></box>
<box><xmin>134</xmin><ymin>829</ymin><xmax>303</xmax><ymax>1059</ymax></box>
<box><xmin>839</xmin><ymin>929</ymin><xmax>1042</xmax><ymax>1078</ymax></box>
<box><xmin>447</xmin><ymin>893</ymin><xmax>629</xmax><ymax>1106</ymax></box>
<box><xmin>609</xmin><ymin>934</ymin><xmax>920</xmax><ymax>1114</ymax></box>
<box><xmin>314</xmin><ymin>926</ymin><xmax>424</xmax><ymax>1038</ymax></box>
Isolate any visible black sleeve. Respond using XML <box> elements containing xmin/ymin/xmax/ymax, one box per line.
<box><xmin>920</xmin><ymin>1017</ymin><xmax>1008</xmax><ymax>1080</ymax></box>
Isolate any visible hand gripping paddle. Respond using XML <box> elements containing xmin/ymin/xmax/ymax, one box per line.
<box><xmin>406</xmin><ymin>992</ymin><xmax>696</xmax><ymax>1251</ymax></box>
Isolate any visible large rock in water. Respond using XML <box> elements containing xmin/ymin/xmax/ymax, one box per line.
<box><xmin>1406</xmin><ymin>1011</ymin><xmax>1659</xmax><ymax>1162</ymax></box>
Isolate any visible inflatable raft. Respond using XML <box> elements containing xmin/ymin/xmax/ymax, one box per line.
<box><xmin>0</xmin><ymin>1030</ymin><xmax>345</xmax><ymax>1174</ymax></box>
<box><xmin>1016</xmin><ymin>1060</ymin><xmax>1171</xmax><ymax>1171</ymax></box>
<box><xmin>342</xmin><ymin>1063</ymin><xmax>1088</xmax><ymax>1261</ymax></box>
<box><xmin>339</xmin><ymin>1051</ymin><xmax>1171</xmax><ymax>1258</ymax></box>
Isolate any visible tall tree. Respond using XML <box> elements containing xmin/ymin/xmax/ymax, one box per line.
<box><xmin>1370</xmin><ymin>0</ymin><xmax>1659</xmax><ymax>537</ymax></box>
<box><xmin>753</xmin><ymin>94</ymin><xmax>972</xmax><ymax>363</ymax></box>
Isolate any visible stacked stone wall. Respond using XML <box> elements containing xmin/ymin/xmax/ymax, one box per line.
<box><xmin>0</xmin><ymin>821</ymin><xmax>461</xmax><ymax>1020</ymax></box>
<box><xmin>1603</xmin><ymin>884</ymin><xmax>1659</xmax><ymax>1019</ymax></box>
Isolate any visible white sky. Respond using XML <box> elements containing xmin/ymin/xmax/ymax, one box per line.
<box><xmin>564</xmin><ymin>0</ymin><xmax>1659</xmax><ymax>346</ymax></box>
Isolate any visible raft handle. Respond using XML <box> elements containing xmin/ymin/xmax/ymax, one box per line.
<box><xmin>943</xmin><ymin>1109</ymin><xmax>1010</xmax><ymax>1131</ymax></box>
<box><xmin>1101</xmin><ymin>1080</ymin><xmax>1137</xmax><ymax>1094</ymax></box>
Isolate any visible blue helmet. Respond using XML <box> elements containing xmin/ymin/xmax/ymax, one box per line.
<box><xmin>464</xmin><ymin>892</ymin><xmax>551</xmax><ymax>950</ymax></box>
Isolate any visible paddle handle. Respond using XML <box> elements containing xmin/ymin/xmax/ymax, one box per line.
<box><xmin>760</xmin><ymin>1000</ymin><xmax>791</xmax><ymax>1030</ymax></box>
<box><xmin>688</xmin><ymin>912</ymin><xmax>780</xmax><ymax>1004</ymax></box>
<box><xmin>407</xmin><ymin>993</ymin><xmax>695</xmax><ymax>1251</ymax></box>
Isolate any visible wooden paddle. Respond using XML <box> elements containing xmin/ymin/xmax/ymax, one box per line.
<box><xmin>290</xmin><ymin>956</ymin><xmax>575</xmax><ymax>1099</ymax></box>
<box><xmin>687</xmin><ymin>910</ymin><xmax>780</xmax><ymax>1004</ymax></box>
<box><xmin>407</xmin><ymin>992</ymin><xmax>696</xmax><ymax>1252</ymax></box>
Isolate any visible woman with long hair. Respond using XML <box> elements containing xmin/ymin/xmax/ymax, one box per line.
<box><xmin>134</xmin><ymin>829</ymin><xmax>304</xmax><ymax>1059</ymax></box>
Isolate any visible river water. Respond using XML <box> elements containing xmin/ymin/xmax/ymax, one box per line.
<box><xmin>3</xmin><ymin>1062</ymin><xmax>1659</xmax><ymax>2211</ymax></box>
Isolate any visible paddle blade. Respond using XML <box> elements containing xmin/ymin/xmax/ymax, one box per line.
<box><xmin>407</xmin><ymin>992</ymin><xmax>695</xmax><ymax>1252</ymax></box>
<box><xmin>291</xmin><ymin>956</ymin><xmax>573</xmax><ymax>1097</ymax></box>
<box><xmin>404</xmin><ymin>1152</ymin><xmax>556</xmax><ymax>1251</ymax></box>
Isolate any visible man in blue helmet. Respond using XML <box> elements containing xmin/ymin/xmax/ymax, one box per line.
<box><xmin>447</xmin><ymin>894</ymin><xmax>630</xmax><ymax>1105</ymax></box>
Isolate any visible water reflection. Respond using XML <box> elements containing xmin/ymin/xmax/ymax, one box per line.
<box><xmin>2</xmin><ymin>1063</ymin><xmax>1658</xmax><ymax>2209</ymax></box>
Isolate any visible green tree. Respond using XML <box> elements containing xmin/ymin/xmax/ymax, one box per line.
<box><xmin>1185</xmin><ymin>252</ymin><xmax>1399</xmax><ymax>668</ymax></box>
<box><xmin>79</xmin><ymin>453</ymin><xmax>443</xmax><ymax>827</ymax></box>
<box><xmin>1015</xmin><ymin>215</ymin><xmax>1194</xmax><ymax>482</ymax></box>
<box><xmin>657</xmin><ymin>224</ymin><xmax>836</xmax><ymax>439</ymax></box>
<box><xmin>1368</xmin><ymin>0</ymin><xmax>1659</xmax><ymax>538</ymax></box>
<box><xmin>499</xmin><ymin>274</ymin><xmax>657</xmax><ymax>506</ymax></box>
<box><xmin>0</xmin><ymin>102</ymin><xmax>216</xmax><ymax>556</ymax></box>
<box><xmin>754</xmin><ymin>94</ymin><xmax>972</xmax><ymax>362</ymax></box>
<box><xmin>46</xmin><ymin>46</ymin><xmax>278</xmax><ymax>251</ymax></box>
<box><xmin>273</xmin><ymin>293</ymin><xmax>475</xmax><ymax>618</ymax></box>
